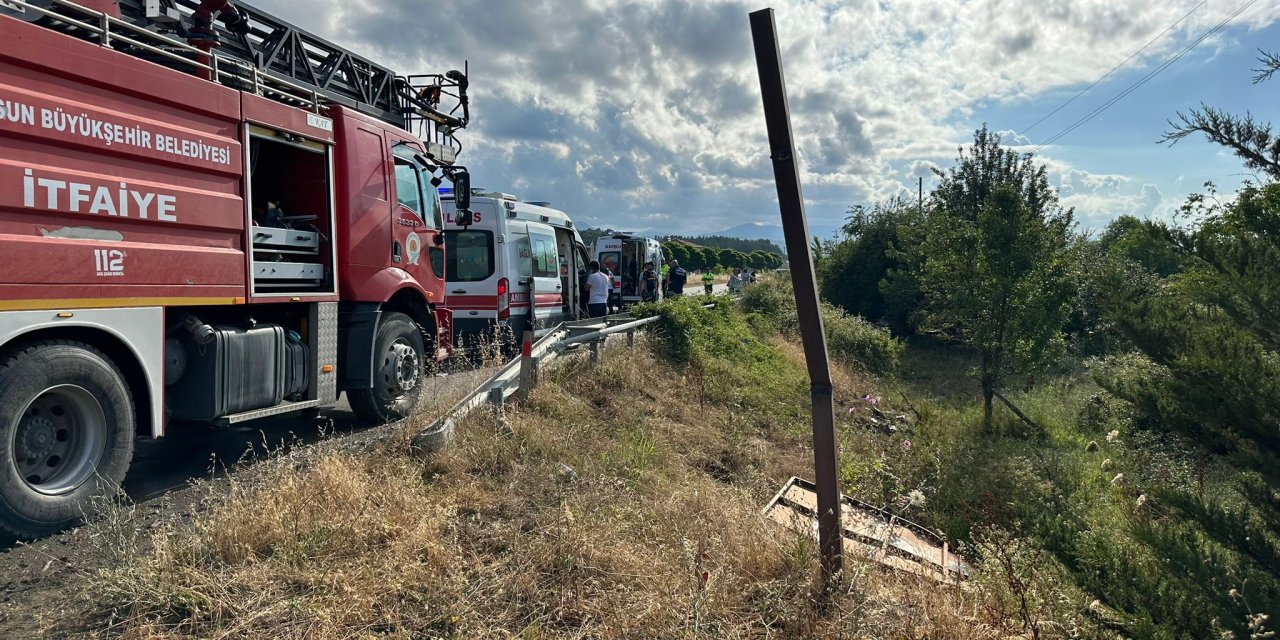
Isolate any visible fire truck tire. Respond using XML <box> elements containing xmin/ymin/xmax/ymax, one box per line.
<box><xmin>349</xmin><ymin>312</ymin><xmax>426</xmax><ymax>425</ymax></box>
<box><xmin>0</xmin><ymin>340</ymin><xmax>134</xmax><ymax>539</ymax></box>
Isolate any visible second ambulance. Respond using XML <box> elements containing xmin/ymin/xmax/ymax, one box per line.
<box><xmin>443</xmin><ymin>190</ymin><xmax>591</xmax><ymax>355</ymax></box>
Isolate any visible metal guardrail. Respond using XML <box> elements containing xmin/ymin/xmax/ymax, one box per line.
<box><xmin>411</xmin><ymin>311</ymin><xmax>666</xmax><ymax>450</ymax></box>
<box><xmin>411</xmin><ymin>301</ymin><xmax>718</xmax><ymax>450</ymax></box>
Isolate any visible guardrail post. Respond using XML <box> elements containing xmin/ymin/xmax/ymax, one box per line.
<box><xmin>518</xmin><ymin>330</ymin><xmax>535</xmax><ymax>401</ymax></box>
<box><xmin>590</xmin><ymin>340</ymin><xmax>601</xmax><ymax>364</ymax></box>
<box><xmin>627</xmin><ymin>330</ymin><xmax>635</xmax><ymax>347</ymax></box>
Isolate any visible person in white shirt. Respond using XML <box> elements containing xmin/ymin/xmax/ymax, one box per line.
<box><xmin>728</xmin><ymin>268</ymin><xmax>750</xmax><ymax>294</ymax></box>
<box><xmin>586</xmin><ymin>261</ymin><xmax>611</xmax><ymax>318</ymax></box>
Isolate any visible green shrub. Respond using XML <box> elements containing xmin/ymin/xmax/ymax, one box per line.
<box><xmin>633</xmin><ymin>296</ymin><xmax>808</xmax><ymax>418</ymax></box>
<box><xmin>821</xmin><ymin>305</ymin><xmax>903</xmax><ymax>375</ymax></box>
<box><xmin>633</xmin><ymin>296</ymin><xmax>771</xmax><ymax>366</ymax></box>
<box><xmin>739</xmin><ymin>275</ymin><xmax>902</xmax><ymax>375</ymax></box>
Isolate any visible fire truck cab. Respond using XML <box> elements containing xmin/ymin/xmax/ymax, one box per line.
<box><xmin>0</xmin><ymin>0</ymin><xmax>473</xmax><ymax>537</ymax></box>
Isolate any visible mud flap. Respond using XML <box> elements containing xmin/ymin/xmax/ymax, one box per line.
<box><xmin>337</xmin><ymin>303</ymin><xmax>380</xmax><ymax>390</ymax></box>
<box><xmin>433</xmin><ymin>307</ymin><xmax>453</xmax><ymax>361</ymax></box>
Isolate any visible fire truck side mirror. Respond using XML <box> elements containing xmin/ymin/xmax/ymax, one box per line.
<box><xmin>452</xmin><ymin>170</ymin><xmax>473</xmax><ymax>226</ymax></box>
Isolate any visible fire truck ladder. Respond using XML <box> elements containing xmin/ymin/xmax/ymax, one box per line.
<box><xmin>0</xmin><ymin>0</ymin><xmax>469</xmax><ymax>163</ymax></box>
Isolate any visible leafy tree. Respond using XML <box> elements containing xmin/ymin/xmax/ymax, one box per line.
<box><xmin>663</xmin><ymin>242</ymin><xmax>688</xmax><ymax>267</ymax></box>
<box><xmin>819</xmin><ymin>196</ymin><xmax>923</xmax><ymax>327</ymax></box>
<box><xmin>810</xmin><ymin>236</ymin><xmax>838</xmax><ymax>270</ymax></box>
<box><xmin>685</xmin><ymin>246</ymin><xmax>709</xmax><ymax>272</ymax></box>
<box><xmin>1102</xmin><ymin>48</ymin><xmax>1280</xmax><ymax>460</ymax></box>
<box><xmin>1098</xmin><ymin>215</ymin><xmax>1186</xmax><ymax>277</ymax></box>
<box><xmin>934</xmin><ymin>125</ymin><xmax>1064</xmax><ymax>225</ymax></box>
<box><xmin>1102</xmin><ymin>182</ymin><xmax>1280</xmax><ymax>459</ymax></box>
<box><xmin>1090</xmin><ymin>51</ymin><xmax>1280</xmax><ymax>635</ymax></box>
<box><xmin>917</xmin><ymin>128</ymin><xmax>1075</xmax><ymax>429</ymax></box>
<box><xmin>717</xmin><ymin>248</ymin><xmax>736</xmax><ymax>270</ymax></box>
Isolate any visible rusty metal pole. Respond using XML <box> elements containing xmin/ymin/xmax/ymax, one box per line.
<box><xmin>750</xmin><ymin>7</ymin><xmax>843</xmax><ymax>583</ymax></box>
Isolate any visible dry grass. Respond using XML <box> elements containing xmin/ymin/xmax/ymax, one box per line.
<box><xmin>88</xmin><ymin>339</ymin><xmax>1030</xmax><ymax>639</ymax></box>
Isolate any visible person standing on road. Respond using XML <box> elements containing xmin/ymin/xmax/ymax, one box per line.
<box><xmin>587</xmin><ymin>261</ymin><xmax>611</xmax><ymax>318</ymax></box>
<box><xmin>728</xmin><ymin>268</ymin><xmax>747</xmax><ymax>294</ymax></box>
<box><xmin>640</xmin><ymin>261</ymin><xmax>659</xmax><ymax>302</ymax></box>
<box><xmin>666</xmin><ymin>260</ymin><xmax>687</xmax><ymax>297</ymax></box>
<box><xmin>702</xmin><ymin>270</ymin><xmax>715</xmax><ymax>295</ymax></box>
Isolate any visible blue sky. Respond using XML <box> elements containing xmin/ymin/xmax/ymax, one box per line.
<box><xmin>260</xmin><ymin>0</ymin><xmax>1280</xmax><ymax>241</ymax></box>
<box><xmin>972</xmin><ymin>18</ymin><xmax>1280</xmax><ymax>231</ymax></box>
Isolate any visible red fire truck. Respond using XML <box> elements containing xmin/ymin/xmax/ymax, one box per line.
<box><xmin>0</xmin><ymin>0</ymin><xmax>475</xmax><ymax>537</ymax></box>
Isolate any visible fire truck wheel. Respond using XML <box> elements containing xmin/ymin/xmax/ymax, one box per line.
<box><xmin>350</xmin><ymin>312</ymin><xmax>427</xmax><ymax>425</ymax></box>
<box><xmin>0</xmin><ymin>340</ymin><xmax>135</xmax><ymax>539</ymax></box>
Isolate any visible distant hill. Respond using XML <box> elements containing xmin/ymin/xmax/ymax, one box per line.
<box><xmin>581</xmin><ymin>220</ymin><xmax>837</xmax><ymax>254</ymax></box>
<box><xmin>714</xmin><ymin>222</ymin><xmax>787</xmax><ymax>247</ymax></box>
<box><xmin>702</xmin><ymin>222</ymin><xmax>840</xmax><ymax>251</ymax></box>
<box><xmin>662</xmin><ymin>234</ymin><xmax>783</xmax><ymax>255</ymax></box>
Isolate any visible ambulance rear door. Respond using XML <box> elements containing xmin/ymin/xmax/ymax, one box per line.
<box><xmin>444</xmin><ymin>199</ymin><xmax>503</xmax><ymax>348</ymax></box>
<box><xmin>525</xmin><ymin>221</ymin><xmax>563</xmax><ymax>334</ymax></box>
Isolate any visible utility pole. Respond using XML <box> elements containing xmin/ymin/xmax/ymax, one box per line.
<box><xmin>750</xmin><ymin>7</ymin><xmax>843</xmax><ymax>584</ymax></box>
<box><xmin>918</xmin><ymin>176</ymin><xmax>923</xmax><ymax>215</ymax></box>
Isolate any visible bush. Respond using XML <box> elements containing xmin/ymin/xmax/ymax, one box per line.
<box><xmin>633</xmin><ymin>295</ymin><xmax>774</xmax><ymax>366</ymax></box>
<box><xmin>821</xmin><ymin>305</ymin><xmax>903</xmax><ymax>376</ymax></box>
<box><xmin>739</xmin><ymin>275</ymin><xmax>902</xmax><ymax>375</ymax></box>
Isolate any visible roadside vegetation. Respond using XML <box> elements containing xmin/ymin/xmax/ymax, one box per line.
<box><xmin>82</xmin><ymin>299</ymin><xmax>1030</xmax><ymax>639</ymax></box>
<box><xmin>51</xmin><ymin>46</ymin><xmax>1280</xmax><ymax>640</ymax></box>
<box><xmin>801</xmin><ymin>53</ymin><xmax>1280</xmax><ymax>637</ymax></box>
<box><xmin>71</xmin><ymin>273</ymin><xmax>1273</xmax><ymax>638</ymax></box>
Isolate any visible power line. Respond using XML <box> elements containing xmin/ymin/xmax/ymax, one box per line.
<box><xmin>1032</xmin><ymin>0</ymin><xmax>1260</xmax><ymax>153</ymax></box>
<box><xmin>1021</xmin><ymin>1</ymin><xmax>1206</xmax><ymax>135</ymax></box>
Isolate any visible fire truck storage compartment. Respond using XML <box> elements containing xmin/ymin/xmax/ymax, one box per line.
<box><xmin>248</xmin><ymin>125</ymin><xmax>335</xmax><ymax>294</ymax></box>
<box><xmin>167</xmin><ymin>324</ymin><xmax>290</xmax><ymax>421</ymax></box>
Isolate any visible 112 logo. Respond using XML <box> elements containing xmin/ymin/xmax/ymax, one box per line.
<box><xmin>94</xmin><ymin>249</ymin><xmax>125</xmax><ymax>277</ymax></box>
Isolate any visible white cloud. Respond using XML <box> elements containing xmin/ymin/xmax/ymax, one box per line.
<box><xmin>253</xmin><ymin>0</ymin><xmax>1279</xmax><ymax>234</ymax></box>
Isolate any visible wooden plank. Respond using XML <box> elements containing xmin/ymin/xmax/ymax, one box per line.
<box><xmin>766</xmin><ymin>478</ymin><xmax>971</xmax><ymax>580</ymax></box>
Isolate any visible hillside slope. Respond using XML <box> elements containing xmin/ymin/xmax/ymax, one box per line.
<box><xmin>42</xmin><ymin>302</ymin><xmax>1036</xmax><ymax>639</ymax></box>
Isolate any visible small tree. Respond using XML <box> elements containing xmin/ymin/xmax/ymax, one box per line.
<box><xmin>685</xmin><ymin>246</ymin><xmax>708</xmax><ymax>272</ymax></box>
<box><xmin>717</xmin><ymin>248</ymin><xmax>736</xmax><ymax>271</ymax></box>
<box><xmin>1097</xmin><ymin>215</ymin><xmax>1186</xmax><ymax>277</ymax></box>
<box><xmin>918</xmin><ymin>128</ymin><xmax>1075</xmax><ymax>430</ymax></box>
<box><xmin>664</xmin><ymin>242</ymin><xmax>688</xmax><ymax>267</ymax></box>
<box><xmin>821</xmin><ymin>196</ymin><xmax>923</xmax><ymax>325</ymax></box>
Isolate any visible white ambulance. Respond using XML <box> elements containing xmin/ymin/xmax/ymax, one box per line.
<box><xmin>442</xmin><ymin>190</ymin><xmax>591</xmax><ymax>355</ymax></box>
<box><xmin>594</xmin><ymin>234</ymin><xmax>666</xmax><ymax>308</ymax></box>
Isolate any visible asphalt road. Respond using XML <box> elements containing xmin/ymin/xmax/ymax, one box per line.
<box><xmin>673</xmin><ymin>283</ymin><xmax>729</xmax><ymax>297</ymax></box>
